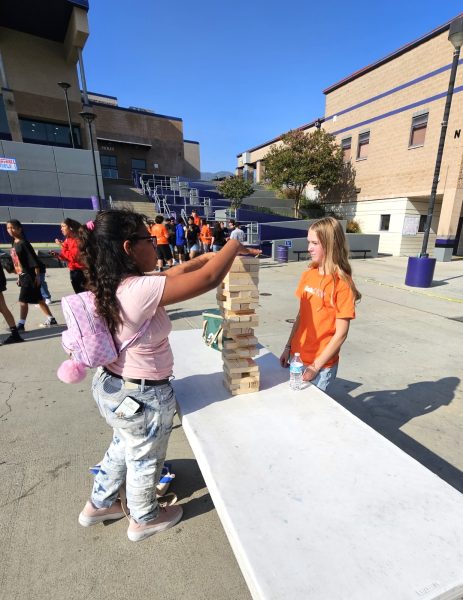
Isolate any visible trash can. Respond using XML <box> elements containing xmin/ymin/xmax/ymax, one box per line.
<box><xmin>405</xmin><ymin>256</ymin><xmax>436</xmax><ymax>288</ymax></box>
<box><xmin>277</xmin><ymin>245</ymin><xmax>289</xmax><ymax>263</ymax></box>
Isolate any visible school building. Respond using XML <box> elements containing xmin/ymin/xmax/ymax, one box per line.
<box><xmin>0</xmin><ymin>0</ymin><xmax>200</xmax><ymax>240</ymax></box>
<box><xmin>236</xmin><ymin>14</ymin><xmax>463</xmax><ymax>259</ymax></box>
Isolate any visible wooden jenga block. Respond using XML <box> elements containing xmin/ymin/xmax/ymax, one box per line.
<box><xmin>223</xmin><ymin>335</ymin><xmax>258</xmax><ymax>349</ymax></box>
<box><xmin>223</xmin><ymin>358</ymin><xmax>259</xmax><ymax>375</ymax></box>
<box><xmin>223</xmin><ymin>373</ymin><xmax>260</xmax><ymax>395</ymax></box>
<box><xmin>223</xmin><ymin>273</ymin><xmax>259</xmax><ymax>285</ymax></box>
<box><xmin>229</xmin><ymin>256</ymin><xmax>260</xmax><ymax>272</ymax></box>
<box><xmin>222</xmin><ymin>283</ymin><xmax>257</xmax><ymax>292</ymax></box>
<box><xmin>222</xmin><ymin>323</ymin><xmax>254</xmax><ymax>335</ymax></box>
<box><xmin>223</xmin><ymin>346</ymin><xmax>258</xmax><ymax>360</ymax></box>
<box><xmin>221</xmin><ymin>313</ymin><xmax>259</xmax><ymax>325</ymax></box>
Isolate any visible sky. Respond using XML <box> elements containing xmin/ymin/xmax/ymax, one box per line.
<box><xmin>83</xmin><ymin>1</ymin><xmax>463</xmax><ymax>174</ymax></box>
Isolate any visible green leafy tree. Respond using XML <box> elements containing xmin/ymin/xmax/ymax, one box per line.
<box><xmin>217</xmin><ymin>176</ymin><xmax>254</xmax><ymax>209</ymax></box>
<box><xmin>264</xmin><ymin>129</ymin><xmax>345</xmax><ymax>217</ymax></box>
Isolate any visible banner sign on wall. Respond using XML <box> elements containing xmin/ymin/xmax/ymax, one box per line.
<box><xmin>0</xmin><ymin>158</ymin><xmax>18</xmax><ymax>171</ymax></box>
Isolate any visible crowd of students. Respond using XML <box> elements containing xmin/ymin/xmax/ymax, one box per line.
<box><xmin>147</xmin><ymin>214</ymin><xmax>246</xmax><ymax>269</ymax></box>
<box><xmin>0</xmin><ymin>212</ymin><xmax>246</xmax><ymax>344</ymax></box>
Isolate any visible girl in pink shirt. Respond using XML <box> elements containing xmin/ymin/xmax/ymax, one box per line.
<box><xmin>77</xmin><ymin>209</ymin><xmax>260</xmax><ymax>542</ymax></box>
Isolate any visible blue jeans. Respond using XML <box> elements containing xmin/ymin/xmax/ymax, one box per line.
<box><xmin>311</xmin><ymin>364</ymin><xmax>338</xmax><ymax>392</ymax></box>
<box><xmin>39</xmin><ymin>272</ymin><xmax>50</xmax><ymax>300</ymax></box>
<box><xmin>90</xmin><ymin>369</ymin><xmax>176</xmax><ymax>523</ymax></box>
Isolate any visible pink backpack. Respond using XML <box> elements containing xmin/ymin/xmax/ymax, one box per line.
<box><xmin>58</xmin><ymin>291</ymin><xmax>149</xmax><ymax>383</ymax></box>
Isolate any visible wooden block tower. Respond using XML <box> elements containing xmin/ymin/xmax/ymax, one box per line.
<box><xmin>217</xmin><ymin>256</ymin><xmax>260</xmax><ymax>395</ymax></box>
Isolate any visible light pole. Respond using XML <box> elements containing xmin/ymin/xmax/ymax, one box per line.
<box><xmin>58</xmin><ymin>81</ymin><xmax>75</xmax><ymax>148</ymax></box>
<box><xmin>80</xmin><ymin>108</ymin><xmax>102</xmax><ymax>211</ymax></box>
<box><xmin>405</xmin><ymin>16</ymin><xmax>463</xmax><ymax>287</ymax></box>
<box><xmin>421</xmin><ymin>16</ymin><xmax>463</xmax><ymax>257</ymax></box>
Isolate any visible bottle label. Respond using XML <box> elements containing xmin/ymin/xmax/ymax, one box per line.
<box><xmin>290</xmin><ymin>364</ymin><xmax>303</xmax><ymax>374</ymax></box>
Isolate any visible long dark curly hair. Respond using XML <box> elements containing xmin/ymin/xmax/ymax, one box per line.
<box><xmin>78</xmin><ymin>209</ymin><xmax>148</xmax><ymax>333</ymax></box>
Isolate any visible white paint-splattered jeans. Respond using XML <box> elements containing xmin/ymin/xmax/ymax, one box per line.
<box><xmin>90</xmin><ymin>368</ymin><xmax>176</xmax><ymax>523</ymax></box>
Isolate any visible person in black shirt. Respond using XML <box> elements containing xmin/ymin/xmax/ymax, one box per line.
<box><xmin>186</xmin><ymin>216</ymin><xmax>200</xmax><ymax>259</ymax></box>
<box><xmin>0</xmin><ymin>262</ymin><xmax>24</xmax><ymax>345</ymax></box>
<box><xmin>211</xmin><ymin>221</ymin><xmax>227</xmax><ymax>252</ymax></box>
<box><xmin>6</xmin><ymin>219</ymin><xmax>57</xmax><ymax>330</ymax></box>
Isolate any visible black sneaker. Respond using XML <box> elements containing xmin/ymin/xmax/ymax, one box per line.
<box><xmin>1</xmin><ymin>333</ymin><xmax>25</xmax><ymax>345</ymax></box>
<box><xmin>39</xmin><ymin>317</ymin><xmax>58</xmax><ymax>328</ymax></box>
<box><xmin>16</xmin><ymin>323</ymin><xmax>25</xmax><ymax>331</ymax></box>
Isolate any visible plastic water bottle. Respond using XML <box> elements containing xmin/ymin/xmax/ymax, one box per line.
<box><xmin>289</xmin><ymin>352</ymin><xmax>304</xmax><ymax>391</ymax></box>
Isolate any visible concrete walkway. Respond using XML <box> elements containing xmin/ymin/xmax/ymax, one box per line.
<box><xmin>0</xmin><ymin>256</ymin><xmax>461</xmax><ymax>599</ymax></box>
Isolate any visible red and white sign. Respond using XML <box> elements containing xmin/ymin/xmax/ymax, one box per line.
<box><xmin>0</xmin><ymin>158</ymin><xmax>18</xmax><ymax>171</ymax></box>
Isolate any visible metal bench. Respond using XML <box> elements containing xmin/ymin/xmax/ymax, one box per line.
<box><xmin>294</xmin><ymin>250</ymin><xmax>310</xmax><ymax>261</ymax></box>
<box><xmin>349</xmin><ymin>249</ymin><xmax>371</xmax><ymax>259</ymax></box>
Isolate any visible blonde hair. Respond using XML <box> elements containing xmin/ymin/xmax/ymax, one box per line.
<box><xmin>309</xmin><ymin>217</ymin><xmax>361</xmax><ymax>302</ymax></box>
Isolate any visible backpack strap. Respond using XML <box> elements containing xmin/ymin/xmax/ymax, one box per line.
<box><xmin>118</xmin><ymin>319</ymin><xmax>151</xmax><ymax>354</ymax></box>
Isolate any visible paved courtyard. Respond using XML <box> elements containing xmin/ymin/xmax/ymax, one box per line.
<box><xmin>0</xmin><ymin>255</ymin><xmax>461</xmax><ymax>599</ymax></box>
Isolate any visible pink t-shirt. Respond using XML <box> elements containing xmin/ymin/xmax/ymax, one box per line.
<box><xmin>107</xmin><ymin>275</ymin><xmax>173</xmax><ymax>379</ymax></box>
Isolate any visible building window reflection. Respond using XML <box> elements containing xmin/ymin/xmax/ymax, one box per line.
<box><xmin>19</xmin><ymin>117</ymin><xmax>81</xmax><ymax>148</ymax></box>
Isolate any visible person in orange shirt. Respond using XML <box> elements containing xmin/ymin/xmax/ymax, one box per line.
<box><xmin>149</xmin><ymin>216</ymin><xmax>173</xmax><ymax>271</ymax></box>
<box><xmin>199</xmin><ymin>218</ymin><xmax>212</xmax><ymax>253</ymax></box>
<box><xmin>280</xmin><ymin>217</ymin><xmax>361</xmax><ymax>392</ymax></box>
<box><xmin>191</xmin><ymin>210</ymin><xmax>201</xmax><ymax>227</ymax></box>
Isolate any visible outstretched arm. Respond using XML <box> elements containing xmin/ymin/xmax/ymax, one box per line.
<box><xmin>159</xmin><ymin>241</ymin><xmax>261</xmax><ymax>306</ymax></box>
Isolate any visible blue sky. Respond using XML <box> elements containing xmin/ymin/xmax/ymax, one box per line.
<box><xmin>83</xmin><ymin>1</ymin><xmax>463</xmax><ymax>173</ymax></box>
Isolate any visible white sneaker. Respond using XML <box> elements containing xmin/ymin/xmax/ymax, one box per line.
<box><xmin>127</xmin><ymin>505</ymin><xmax>183</xmax><ymax>542</ymax></box>
<box><xmin>39</xmin><ymin>317</ymin><xmax>58</xmax><ymax>328</ymax></box>
<box><xmin>45</xmin><ymin>298</ymin><xmax>52</xmax><ymax>305</ymax></box>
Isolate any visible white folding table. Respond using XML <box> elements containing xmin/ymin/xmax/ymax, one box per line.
<box><xmin>171</xmin><ymin>329</ymin><xmax>463</xmax><ymax>600</ymax></box>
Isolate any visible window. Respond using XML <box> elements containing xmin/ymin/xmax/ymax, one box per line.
<box><xmin>131</xmin><ymin>158</ymin><xmax>146</xmax><ymax>174</ymax></box>
<box><xmin>418</xmin><ymin>215</ymin><xmax>427</xmax><ymax>232</ymax></box>
<box><xmin>409</xmin><ymin>112</ymin><xmax>428</xmax><ymax>148</ymax></box>
<box><xmin>341</xmin><ymin>137</ymin><xmax>352</xmax><ymax>162</ymax></box>
<box><xmin>19</xmin><ymin>118</ymin><xmax>81</xmax><ymax>148</ymax></box>
<box><xmin>357</xmin><ymin>131</ymin><xmax>370</xmax><ymax>159</ymax></box>
<box><xmin>380</xmin><ymin>214</ymin><xmax>390</xmax><ymax>231</ymax></box>
<box><xmin>100</xmin><ymin>154</ymin><xmax>118</xmax><ymax>179</ymax></box>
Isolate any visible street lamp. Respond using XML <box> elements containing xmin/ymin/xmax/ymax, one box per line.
<box><xmin>57</xmin><ymin>81</ymin><xmax>75</xmax><ymax>148</ymax></box>
<box><xmin>80</xmin><ymin>108</ymin><xmax>102</xmax><ymax>211</ymax></box>
<box><xmin>405</xmin><ymin>16</ymin><xmax>463</xmax><ymax>287</ymax></box>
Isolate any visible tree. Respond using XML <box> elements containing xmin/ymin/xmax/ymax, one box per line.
<box><xmin>217</xmin><ymin>176</ymin><xmax>254</xmax><ymax>210</ymax></box>
<box><xmin>263</xmin><ymin>128</ymin><xmax>345</xmax><ymax>217</ymax></box>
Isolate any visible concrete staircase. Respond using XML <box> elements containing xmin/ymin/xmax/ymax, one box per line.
<box><xmin>104</xmin><ymin>181</ymin><xmax>158</xmax><ymax>219</ymax></box>
<box><xmin>242</xmin><ymin>184</ymin><xmax>293</xmax><ymax>217</ymax></box>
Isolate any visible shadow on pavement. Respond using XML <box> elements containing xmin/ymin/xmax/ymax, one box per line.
<box><xmin>168</xmin><ymin>457</ymin><xmax>214</xmax><ymax>521</ymax></box>
<box><xmin>332</xmin><ymin>376</ymin><xmax>463</xmax><ymax>493</ymax></box>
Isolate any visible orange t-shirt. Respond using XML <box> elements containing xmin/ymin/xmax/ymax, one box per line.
<box><xmin>291</xmin><ymin>267</ymin><xmax>355</xmax><ymax>368</ymax></box>
<box><xmin>192</xmin><ymin>214</ymin><xmax>201</xmax><ymax>226</ymax></box>
<box><xmin>150</xmin><ymin>223</ymin><xmax>169</xmax><ymax>245</ymax></box>
<box><xmin>200</xmin><ymin>224</ymin><xmax>212</xmax><ymax>243</ymax></box>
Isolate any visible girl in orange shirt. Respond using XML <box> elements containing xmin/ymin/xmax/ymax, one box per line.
<box><xmin>199</xmin><ymin>218</ymin><xmax>212</xmax><ymax>253</ymax></box>
<box><xmin>280</xmin><ymin>217</ymin><xmax>361</xmax><ymax>392</ymax></box>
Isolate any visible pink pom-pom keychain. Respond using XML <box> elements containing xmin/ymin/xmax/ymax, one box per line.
<box><xmin>57</xmin><ymin>359</ymin><xmax>87</xmax><ymax>384</ymax></box>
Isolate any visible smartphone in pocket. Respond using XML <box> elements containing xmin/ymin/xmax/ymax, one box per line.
<box><xmin>114</xmin><ymin>396</ymin><xmax>142</xmax><ymax>418</ymax></box>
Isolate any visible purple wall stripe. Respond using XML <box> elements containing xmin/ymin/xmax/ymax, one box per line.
<box><xmin>325</xmin><ymin>59</ymin><xmax>463</xmax><ymax>122</ymax></box>
<box><xmin>331</xmin><ymin>85</ymin><xmax>463</xmax><ymax>137</ymax></box>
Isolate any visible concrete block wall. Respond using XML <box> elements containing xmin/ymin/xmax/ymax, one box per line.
<box><xmin>0</xmin><ymin>140</ymin><xmax>103</xmax><ymax>200</ymax></box>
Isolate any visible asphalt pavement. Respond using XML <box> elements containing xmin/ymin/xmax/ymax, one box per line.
<box><xmin>0</xmin><ymin>255</ymin><xmax>461</xmax><ymax>600</ymax></box>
